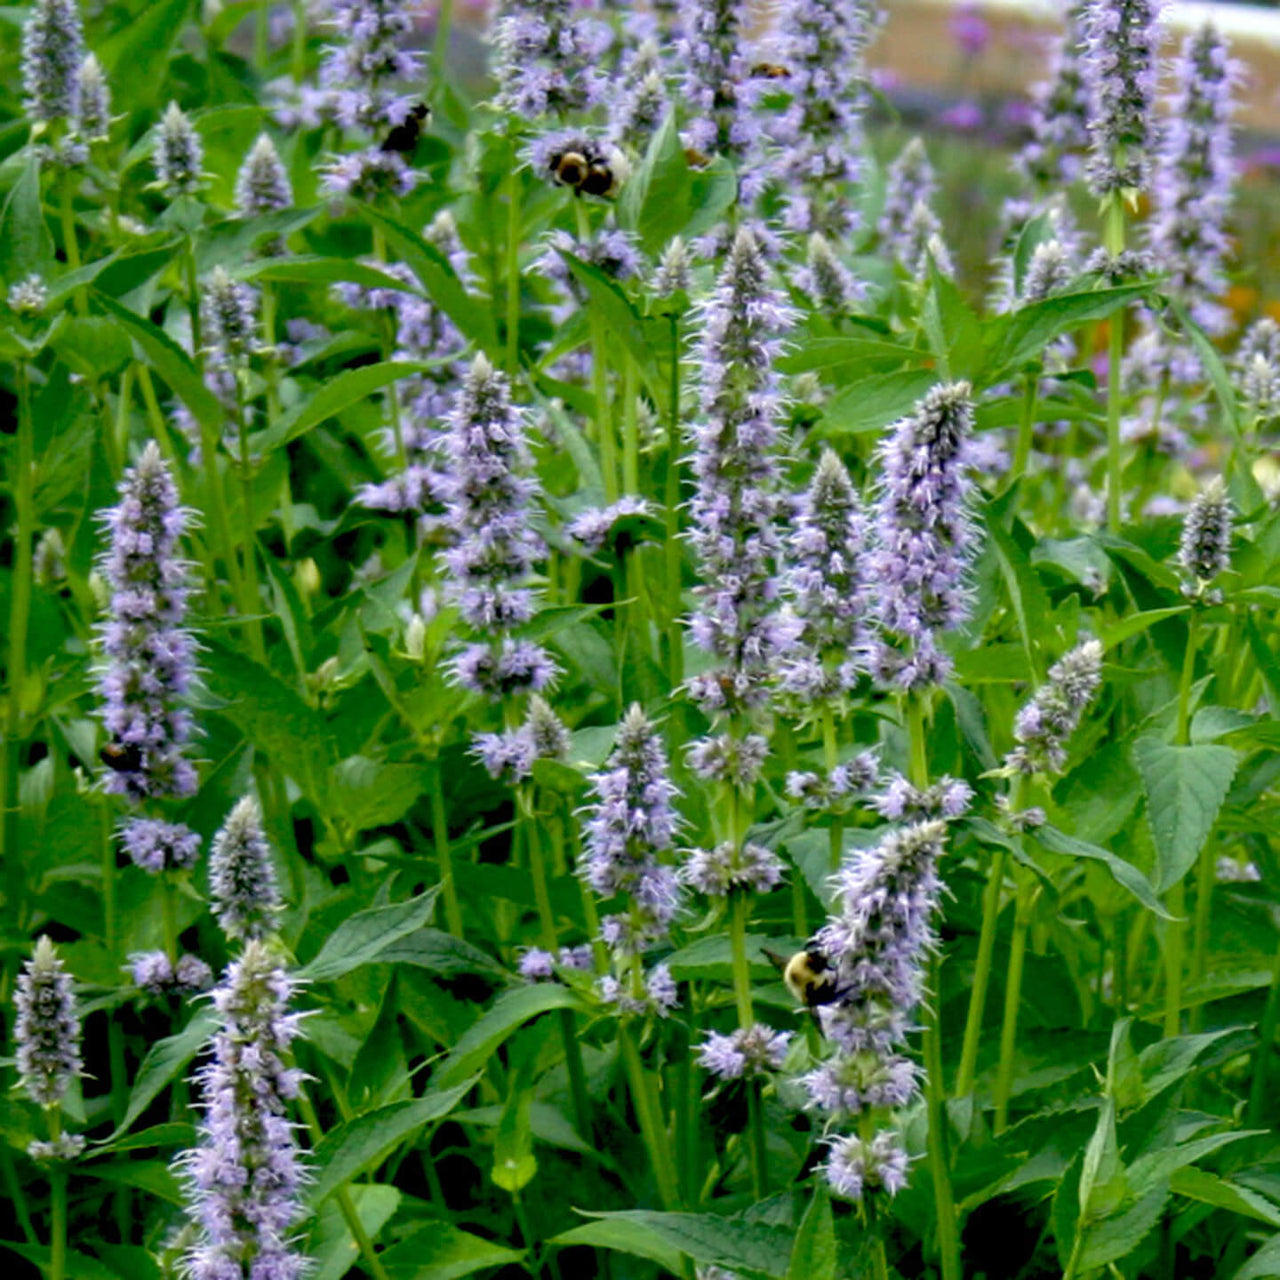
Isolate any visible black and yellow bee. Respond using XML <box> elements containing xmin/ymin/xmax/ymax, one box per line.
<box><xmin>765</xmin><ymin>939</ymin><xmax>841</xmax><ymax>1030</ymax></box>
<box><xmin>750</xmin><ymin>61</ymin><xmax>793</xmax><ymax>80</ymax></box>
<box><xmin>380</xmin><ymin>101</ymin><xmax>430</xmax><ymax>155</ymax></box>
<box><xmin>99</xmin><ymin>738</ymin><xmax>144</xmax><ymax>774</ymax></box>
<box><xmin>546</xmin><ymin>140</ymin><xmax>628</xmax><ymax>200</ymax></box>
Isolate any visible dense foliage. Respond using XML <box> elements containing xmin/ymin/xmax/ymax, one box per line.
<box><xmin>2</xmin><ymin>1</ymin><xmax>1280</xmax><ymax>1278</ymax></box>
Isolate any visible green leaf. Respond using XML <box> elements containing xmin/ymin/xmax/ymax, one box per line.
<box><xmin>985</xmin><ymin>494</ymin><xmax>1051</xmax><ymax>681</ymax></box>
<box><xmin>252</xmin><ymin>360</ymin><xmax>437</xmax><ymax>455</ymax></box>
<box><xmin>778</xmin><ymin>335</ymin><xmax>921</xmax><ymax>379</ymax></box>
<box><xmin>328</xmin><ymin>757</ymin><xmax>428</xmax><ymax>832</ymax></box>
<box><xmin>553</xmin><ymin>1210</ymin><xmax>795</xmax><ymax>1280</ymax></box>
<box><xmin>1077</xmin><ymin>1183</ymin><xmax>1170</xmax><ymax>1272</ymax></box>
<box><xmin>1132</xmin><ymin>737</ymin><xmax>1238</xmax><ymax>891</ymax></box>
<box><xmin>1128</xmin><ymin>1131</ymin><xmax>1261</xmax><ymax>1195</ymax></box>
<box><xmin>492</xmin><ymin>1074</ymin><xmax>537</xmax><ymax>1194</ymax></box>
<box><xmin>298</xmin><ymin>887</ymin><xmax>440</xmax><ymax>983</ymax></box>
<box><xmin>371</xmin><ymin>927</ymin><xmax>510</xmax><ymax>982</ymax></box>
<box><xmin>104</xmin><ymin>1008</ymin><xmax>217</xmax><ymax>1141</ymax></box>
<box><xmin>1235</xmin><ymin>1234</ymin><xmax>1280</xmax><ymax>1279</ymax></box>
<box><xmin>618</xmin><ymin>110</ymin><xmax>692</xmax><ymax>253</ymax></box>
<box><xmin>309</xmin><ymin>1185</ymin><xmax>401</xmax><ymax>1280</ymax></box>
<box><xmin>92</xmin><ymin>292</ymin><xmax>225</xmax><ymax>434</ymax></box>
<box><xmin>306</xmin><ymin>1080</ymin><xmax>474</xmax><ymax>1207</ymax></box>
<box><xmin>99</xmin><ymin>0</ymin><xmax>192</xmax><ymax>111</ymax></box>
<box><xmin>241</xmin><ymin>256</ymin><xmax>424</xmax><ymax>294</ymax></box>
<box><xmin>436</xmin><ymin>984</ymin><xmax>586</xmax><ymax>1089</ymax></box>
<box><xmin>787</xmin><ymin>1184</ymin><xmax>836</xmax><ymax>1280</ymax></box>
<box><xmin>378</xmin><ymin>1221</ymin><xmax>524</xmax><ymax>1280</ymax></box>
<box><xmin>356</xmin><ymin>206</ymin><xmax>496</xmax><ymax>352</ymax></box>
<box><xmin>1172</xmin><ymin>1167</ymin><xmax>1280</xmax><ymax>1228</ymax></box>
<box><xmin>0</xmin><ymin>155</ymin><xmax>54</xmax><ymax>288</ymax></box>
<box><xmin>1169</xmin><ymin>300</ymin><xmax>1242</xmax><ymax>442</ymax></box>
<box><xmin>1099</xmin><ymin>606</ymin><xmax>1189</xmax><ymax>651</ymax></box>
<box><xmin>814</xmin><ymin>368</ymin><xmax>939</xmax><ymax>437</ymax></box>
<box><xmin>683</xmin><ymin>158</ymin><xmax>739</xmax><ymax>245</ymax></box>
<box><xmin>920</xmin><ymin>260</ymin><xmax>983</xmax><ymax>382</ymax></box>
<box><xmin>981</xmin><ymin>284</ymin><xmax>1151</xmax><ymax>383</ymax></box>
<box><xmin>1035</xmin><ymin>825</ymin><xmax>1173</xmax><ymax>919</ymax></box>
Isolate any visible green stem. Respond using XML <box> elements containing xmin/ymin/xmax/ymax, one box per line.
<box><xmin>237</xmin><ymin>390</ymin><xmax>266</xmax><ymax>662</ymax></box>
<box><xmin>60</xmin><ymin>178</ymin><xmax>85</xmax><ymax>315</ymax></box>
<box><xmin>745</xmin><ymin>1075</ymin><xmax>767</xmax><ymax>1200</ymax></box>
<box><xmin>1010</xmin><ymin>373</ymin><xmax>1037</xmax><ymax>489</ymax></box>
<box><xmin>822</xmin><ymin>708</ymin><xmax>843</xmax><ymax>874</ymax></box>
<box><xmin>255</xmin><ymin>0</ymin><xmax>270</xmax><ymax>73</ymax></box>
<box><xmin>50</xmin><ymin>1167</ymin><xmax>67</xmax><ymax>1280</ymax></box>
<box><xmin>291</xmin><ymin>0</ymin><xmax>307</xmax><ymax>82</ymax></box>
<box><xmin>1165</xmin><ymin>614</ymin><xmax>1199</xmax><ymax>1038</ymax></box>
<box><xmin>619</xmin><ymin>1023</ymin><xmax>680</xmax><ymax>1209</ymax></box>
<box><xmin>1104</xmin><ymin>195</ymin><xmax>1126</xmax><ymax>533</ymax></box>
<box><xmin>955</xmin><ymin>843</ymin><xmax>1007</xmax><ymax>1100</ymax></box>
<box><xmin>161</xmin><ymin>874</ymin><xmax>178</xmax><ymax>965</ymax></box>
<box><xmin>1247</xmin><ymin>938</ymin><xmax>1280</xmax><ymax>1127</ymax></box>
<box><xmin>0</xmin><ymin>1143</ymin><xmax>34</xmax><ymax>1244</ymax></box>
<box><xmin>577</xmin><ymin>203</ymin><xmax>618</xmax><ymax>504</ymax></box>
<box><xmin>663</xmin><ymin>315</ymin><xmax>683</xmax><ymax>690</ymax></box>
<box><xmin>431</xmin><ymin>768</ymin><xmax>464</xmax><ymax>937</ymax></box>
<box><xmin>4</xmin><ymin>363</ymin><xmax>35</xmax><ymax>922</ymax></box>
<box><xmin>993</xmin><ymin>879</ymin><xmax>1036</xmax><ymax>1134</ymax></box>
<box><xmin>186</xmin><ymin>238</ymin><xmax>203</xmax><ymax>366</ymax></box>
<box><xmin>432</xmin><ymin>0</ymin><xmax>455</xmax><ymax>89</ymax></box>
<box><xmin>504</xmin><ymin>164</ymin><xmax>522</xmax><ymax>378</ymax></box>
<box><xmin>1190</xmin><ymin>836</ymin><xmax>1214</xmax><ymax>1034</ymax></box>
<box><xmin>923</xmin><ymin>953</ymin><xmax>960</xmax><ymax>1280</ymax></box>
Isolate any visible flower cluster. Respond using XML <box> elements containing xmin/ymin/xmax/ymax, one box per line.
<box><xmin>1013</xmin><ymin>1</ymin><xmax>1091</xmax><ymax>190</ymax></box>
<box><xmin>202</xmin><ymin>266</ymin><xmax>262</xmax><ymax>368</ymax></box>
<box><xmin>802</xmin><ymin>820</ymin><xmax>949</xmax><ymax>1201</ymax></box>
<box><xmin>685</xmin><ymin>227</ymin><xmax>798</xmax><ymax>728</ymax></box>
<box><xmin>1238</xmin><ymin>318</ymin><xmax>1280</xmax><ymax>425</ymax></box>
<box><xmin>772</xmin><ymin>0</ymin><xmax>881</xmax><ymax>235</ymax></box>
<box><xmin>1178</xmin><ymin>477</ymin><xmax>1233</xmax><ymax>598</ymax></box>
<box><xmin>473</xmin><ymin>694</ymin><xmax>570</xmax><ymax>783</ymax></box>
<box><xmin>1146</xmin><ymin>24</ymin><xmax>1241</xmax><ymax>336</ymax></box>
<box><xmin>490</xmin><ymin>0</ymin><xmax>607</xmax><ymax>121</ymax></box>
<box><xmin>779</xmin><ymin>449</ymin><xmax>871</xmax><ymax>701</ymax></box>
<box><xmin>179</xmin><ymin>942</ymin><xmax>308</xmax><ymax>1280</ymax></box>
<box><xmin>676</xmin><ymin>0</ymin><xmax>764</xmax><ymax>195</ymax></box>
<box><xmin>235</xmin><ymin>133</ymin><xmax>294</xmax><ymax>218</ymax></box>
<box><xmin>878</xmin><ymin>138</ymin><xmax>949</xmax><ymax>276</ymax></box>
<box><xmin>519</xmin><ymin>944</ymin><xmax>594</xmax><ymax>980</ymax></box>
<box><xmin>319</xmin><ymin>0</ymin><xmax>426</xmax><ymax>198</ymax></box>
<box><xmin>21</xmin><ymin>0</ymin><xmax>83</xmax><ymax>124</ymax></box>
<box><xmin>786</xmin><ymin>752</ymin><xmax>879</xmax><ymax>812</ymax></box>
<box><xmin>153</xmin><ymin>102</ymin><xmax>205</xmax><ymax>198</ymax></box>
<box><xmin>1081</xmin><ymin>0</ymin><xmax>1164</xmax><ymax>196</ymax></box>
<box><xmin>210</xmin><ymin>796</ymin><xmax>283</xmax><ymax>942</ymax></box>
<box><xmin>868</xmin><ymin>382</ymin><xmax>981</xmax><ymax>690</ymax></box>
<box><xmin>872</xmin><ymin>773</ymin><xmax>974</xmax><ymax>822</ymax></box>
<box><xmin>680</xmin><ymin>841</ymin><xmax>784</xmax><ymax>897</ymax></box>
<box><xmin>14</xmin><ymin>936</ymin><xmax>82</xmax><ymax>1109</ymax></box>
<box><xmin>1004</xmin><ymin>638</ymin><xmax>1105</xmax><ymax>775</ymax></box>
<box><xmin>609</xmin><ymin>38</ymin><xmax>668</xmax><ymax>153</ymax></box>
<box><xmin>120</xmin><ymin>817</ymin><xmax>202</xmax><ymax>874</ymax></box>
<box><xmin>580</xmin><ymin>705</ymin><xmax>682</xmax><ymax>953</ymax></box>
<box><xmin>96</xmin><ymin>442</ymin><xmax>198</xmax><ymax>801</ymax></box>
<box><xmin>130</xmin><ymin>949</ymin><xmax>214</xmax><ymax>996</ymax></box>
<box><xmin>698</xmin><ymin>1024</ymin><xmax>791</xmax><ymax>1080</ymax></box>
<box><xmin>441</xmin><ymin>354</ymin><xmax>558</xmax><ymax>704</ymax></box>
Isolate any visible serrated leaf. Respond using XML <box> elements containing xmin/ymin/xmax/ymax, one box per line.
<box><xmin>1132</xmin><ymin>737</ymin><xmax>1238</xmax><ymax>891</ymax></box>
<box><xmin>787</xmin><ymin>1184</ymin><xmax>836</xmax><ymax>1280</ymax></box>
<box><xmin>1234</xmin><ymin>1233</ymin><xmax>1280</xmax><ymax>1279</ymax></box>
<box><xmin>0</xmin><ymin>155</ymin><xmax>55</xmax><ymax>288</ymax></box>
<box><xmin>1099</xmin><ymin>606</ymin><xmax>1189</xmax><ymax>651</ymax></box>
<box><xmin>373</xmin><ymin>928</ymin><xmax>509</xmax><ymax>982</ymax></box>
<box><xmin>492</xmin><ymin>1074</ymin><xmax>537</xmax><ymax>1194</ymax></box>
<box><xmin>553</xmin><ymin>1210</ymin><xmax>795</xmax><ymax>1280</ymax></box>
<box><xmin>306</xmin><ymin>1080</ymin><xmax>473</xmax><ymax>1207</ymax></box>
<box><xmin>1128</xmin><ymin>1130</ymin><xmax>1261</xmax><ymax>1194</ymax></box>
<box><xmin>99</xmin><ymin>0</ymin><xmax>192</xmax><ymax>111</ymax></box>
<box><xmin>104</xmin><ymin>1008</ymin><xmax>217</xmax><ymax>1141</ymax></box>
<box><xmin>436</xmin><ymin>983</ymin><xmax>585</xmax><ymax>1089</ymax></box>
<box><xmin>298</xmin><ymin>887</ymin><xmax>439</xmax><ymax>983</ymax></box>
<box><xmin>1077</xmin><ymin>1182</ymin><xmax>1170</xmax><ymax>1272</ymax></box>
<box><xmin>814</xmin><ymin>368</ymin><xmax>939</xmax><ymax>437</ymax></box>
<box><xmin>1035</xmin><ymin>825</ymin><xmax>1173</xmax><ymax>919</ymax></box>
<box><xmin>1172</xmin><ymin>1167</ymin><xmax>1280</xmax><ymax>1227</ymax></box>
<box><xmin>378</xmin><ymin>1221</ymin><xmax>524</xmax><ymax>1280</ymax></box>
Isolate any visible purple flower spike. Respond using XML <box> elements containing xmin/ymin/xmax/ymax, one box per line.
<box><xmin>15</xmin><ymin>936</ymin><xmax>82</xmax><ymax>1108</ymax></box>
<box><xmin>96</xmin><ymin>442</ymin><xmax>198</xmax><ymax>801</ymax></box>
<box><xmin>153</xmin><ymin>102</ymin><xmax>204</xmax><ymax>198</ymax></box>
<box><xmin>1178</xmin><ymin>477</ymin><xmax>1233</xmax><ymax>597</ymax></box>
<box><xmin>178</xmin><ymin>941</ymin><xmax>308</xmax><ymax>1280</ymax></box>
<box><xmin>1013</xmin><ymin>1</ymin><xmax>1091</xmax><ymax>190</ymax></box>
<box><xmin>868</xmin><ymin>382</ymin><xmax>981</xmax><ymax>690</ymax></box>
<box><xmin>120</xmin><ymin>817</ymin><xmax>201</xmax><ymax>874</ymax></box>
<box><xmin>1005</xmin><ymin>638</ymin><xmax>1104</xmax><ymax>775</ymax></box>
<box><xmin>697</xmin><ymin>1024</ymin><xmax>791</xmax><ymax>1080</ymax></box>
<box><xmin>490</xmin><ymin>0</ymin><xmax>608</xmax><ymax>121</ymax></box>
<box><xmin>1081</xmin><ymin>0</ymin><xmax>1164</xmax><ymax>196</ymax></box>
<box><xmin>21</xmin><ymin>0</ymin><xmax>83</xmax><ymax>123</ymax></box>
<box><xmin>235</xmin><ymin>133</ymin><xmax>293</xmax><ymax>217</ymax></box>
<box><xmin>209</xmin><ymin>796</ymin><xmax>283</xmax><ymax>942</ymax></box>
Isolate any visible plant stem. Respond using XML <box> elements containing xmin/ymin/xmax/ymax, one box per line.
<box><xmin>1165</xmin><ymin>613</ymin><xmax>1200</xmax><ymax>1038</ymax></box>
<box><xmin>432</xmin><ymin>0</ymin><xmax>455</xmax><ymax>89</ymax></box>
<box><xmin>0</xmin><ymin>1143</ymin><xmax>34</xmax><ymax>1244</ymax></box>
<box><xmin>619</xmin><ymin>1023</ymin><xmax>680</xmax><ymax>1209</ymax></box>
<box><xmin>923</xmin><ymin>953</ymin><xmax>960</xmax><ymax>1280</ymax></box>
<box><xmin>993</xmin><ymin>878</ymin><xmax>1036</xmax><ymax>1133</ymax></box>
<box><xmin>1247</xmin><ymin>937</ymin><xmax>1280</xmax><ymax>1127</ymax></box>
<box><xmin>1190</xmin><ymin>836</ymin><xmax>1215</xmax><ymax>1034</ymax></box>
<box><xmin>237</xmin><ymin>391</ymin><xmax>266</xmax><ymax>663</ymax></box>
<box><xmin>430</xmin><ymin>767</ymin><xmax>464</xmax><ymax>936</ymax></box>
<box><xmin>664</xmin><ymin>315</ymin><xmax>684</xmax><ymax>690</ymax></box>
<box><xmin>4</xmin><ymin>363</ymin><xmax>35</xmax><ymax>923</ymax></box>
<box><xmin>50</xmin><ymin>1167</ymin><xmax>67</xmax><ymax>1280</ymax></box>
<box><xmin>728</xmin><ymin>887</ymin><xmax>754</xmax><ymax>1028</ymax></box>
<box><xmin>60</xmin><ymin>178</ymin><xmax>85</xmax><ymax>315</ymax></box>
<box><xmin>1104</xmin><ymin>194</ymin><xmax>1126</xmax><ymax>533</ymax></box>
<box><xmin>1010</xmin><ymin>374</ymin><xmax>1038</xmax><ymax>489</ymax></box>
<box><xmin>291</xmin><ymin>0</ymin><xmax>307</xmax><ymax>82</ymax></box>
<box><xmin>576</xmin><ymin>203</ymin><xmax>618</xmax><ymax>504</ymax></box>
<box><xmin>745</xmin><ymin>1073</ymin><xmax>767</xmax><ymax>1200</ymax></box>
<box><xmin>822</xmin><ymin>708</ymin><xmax>843</xmax><ymax>873</ymax></box>
<box><xmin>504</xmin><ymin>163</ymin><xmax>522</xmax><ymax>378</ymax></box>
<box><xmin>955</xmin><ymin>842</ymin><xmax>1007</xmax><ymax>1100</ymax></box>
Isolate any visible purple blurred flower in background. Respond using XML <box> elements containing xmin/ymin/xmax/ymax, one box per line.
<box><xmin>949</xmin><ymin>2</ymin><xmax>990</xmax><ymax>58</ymax></box>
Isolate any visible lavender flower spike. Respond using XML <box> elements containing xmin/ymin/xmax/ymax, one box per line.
<box><xmin>441</xmin><ymin>353</ymin><xmax>558</xmax><ymax>701</ymax></box>
<box><xmin>235</xmin><ymin>133</ymin><xmax>294</xmax><ymax>218</ymax></box>
<box><xmin>1013</xmin><ymin>0</ymin><xmax>1090</xmax><ymax>190</ymax></box>
<box><xmin>179</xmin><ymin>941</ymin><xmax>308</xmax><ymax>1280</ymax></box>
<box><xmin>878</xmin><ymin>138</ymin><xmax>936</xmax><ymax>255</ymax></box>
<box><xmin>21</xmin><ymin>0</ymin><xmax>83</xmax><ymax>123</ymax></box>
<box><xmin>96</xmin><ymin>441</ymin><xmax>198</xmax><ymax>801</ymax></box>
<box><xmin>869</xmin><ymin>382</ymin><xmax>981</xmax><ymax>690</ymax></box>
<box><xmin>75</xmin><ymin>53</ymin><xmax>111</xmax><ymax>143</ymax></box>
<box><xmin>1146</xmin><ymin>25</ymin><xmax>1241</xmax><ymax>336</ymax></box>
<box><xmin>580</xmin><ymin>704</ymin><xmax>683</xmax><ymax>952</ymax></box>
<box><xmin>1081</xmin><ymin>0</ymin><xmax>1164</xmax><ymax>197</ymax></box>
<box><xmin>14</xmin><ymin>936</ymin><xmax>82</xmax><ymax>1108</ymax></box>
<box><xmin>1004</xmin><ymin>638</ymin><xmax>1104</xmax><ymax>775</ymax></box>
<box><xmin>1178</xmin><ymin>477</ymin><xmax>1233</xmax><ymax>598</ymax></box>
<box><xmin>153</xmin><ymin>101</ymin><xmax>205</xmax><ymax>198</ymax></box>
<box><xmin>210</xmin><ymin>796</ymin><xmax>283</xmax><ymax>942</ymax></box>
<box><xmin>490</xmin><ymin>0</ymin><xmax>607</xmax><ymax>121</ymax></box>
<box><xmin>685</xmin><ymin>226</ymin><xmax>798</xmax><ymax>723</ymax></box>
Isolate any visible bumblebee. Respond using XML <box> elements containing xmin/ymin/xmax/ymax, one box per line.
<box><xmin>380</xmin><ymin>101</ymin><xmax>430</xmax><ymax>155</ymax></box>
<box><xmin>550</xmin><ymin>149</ymin><xmax>590</xmax><ymax>189</ymax></box>
<box><xmin>750</xmin><ymin>61</ymin><xmax>792</xmax><ymax>79</ymax></box>
<box><xmin>580</xmin><ymin>153</ymin><xmax>627</xmax><ymax>199</ymax></box>
<box><xmin>766</xmin><ymin>940</ymin><xmax>841</xmax><ymax>1028</ymax></box>
<box><xmin>548</xmin><ymin>141</ymin><xmax>627</xmax><ymax>200</ymax></box>
<box><xmin>99</xmin><ymin>739</ymin><xmax>144</xmax><ymax>774</ymax></box>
